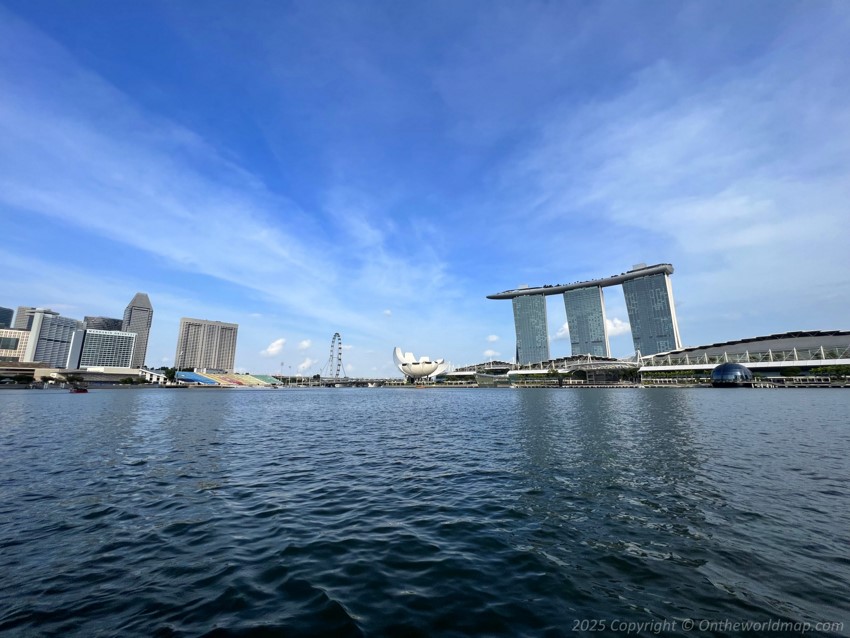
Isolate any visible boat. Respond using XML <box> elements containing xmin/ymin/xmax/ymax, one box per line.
<box><xmin>69</xmin><ymin>386</ymin><xmax>88</xmax><ymax>394</ymax></box>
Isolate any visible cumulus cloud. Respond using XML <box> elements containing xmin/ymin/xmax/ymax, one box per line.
<box><xmin>260</xmin><ymin>338</ymin><xmax>285</xmax><ymax>357</ymax></box>
<box><xmin>606</xmin><ymin>318</ymin><xmax>630</xmax><ymax>336</ymax></box>
<box><xmin>297</xmin><ymin>339</ymin><xmax>311</xmax><ymax>350</ymax></box>
<box><xmin>486</xmin><ymin>334</ymin><xmax>499</xmax><ymax>342</ymax></box>
<box><xmin>483</xmin><ymin>349</ymin><xmax>500</xmax><ymax>357</ymax></box>
<box><xmin>297</xmin><ymin>357</ymin><xmax>316</xmax><ymax>372</ymax></box>
<box><xmin>554</xmin><ymin>321</ymin><xmax>570</xmax><ymax>340</ymax></box>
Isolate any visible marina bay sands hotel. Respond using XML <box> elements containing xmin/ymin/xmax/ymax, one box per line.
<box><xmin>487</xmin><ymin>263</ymin><xmax>682</xmax><ymax>364</ymax></box>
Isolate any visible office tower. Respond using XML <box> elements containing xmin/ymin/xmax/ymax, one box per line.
<box><xmin>174</xmin><ymin>318</ymin><xmax>238</xmax><ymax>372</ymax></box>
<box><xmin>622</xmin><ymin>270</ymin><xmax>681</xmax><ymax>356</ymax></box>
<box><xmin>84</xmin><ymin>316</ymin><xmax>123</xmax><ymax>331</ymax></box>
<box><xmin>22</xmin><ymin>309</ymin><xmax>83</xmax><ymax>367</ymax></box>
<box><xmin>512</xmin><ymin>294</ymin><xmax>550</xmax><ymax>365</ymax></box>
<box><xmin>563</xmin><ymin>286</ymin><xmax>610</xmax><ymax>357</ymax></box>
<box><xmin>67</xmin><ymin>330</ymin><xmax>136</xmax><ymax>368</ymax></box>
<box><xmin>0</xmin><ymin>329</ymin><xmax>30</xmax><ymax>362</ymax></box>
<box><xmin>0</xmin><ymin>307</ymin><xmax>13</xmax><ymax>329</ymax></box>
<box><xmin>122</xmin><ymin>293</ymin><xmax>153</xmax><ymax>369</ymax></box>
<box><xmin>13</xmin><ymin>306</ymin><xmax>39</xmax><ymax>330</ymax></box>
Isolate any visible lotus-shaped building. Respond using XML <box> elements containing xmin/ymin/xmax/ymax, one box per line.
<box><xmin>393</xmin><ymin>347</ymin><xmax>448</xmax><ymax>380</ymax></box>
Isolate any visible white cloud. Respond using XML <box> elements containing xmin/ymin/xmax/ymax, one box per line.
<box><xmin>297</xmin><ymin>357</ymin><xmax>316</xmax><ymax>372</ymax></box>
<box><xmin>260</xmin><ymin>338</ymin><xmax>285</xmax><ymax>357</ymax></box>
<box><xmin>297</xmin><ymin>339</ymin><xmax>312</xmax><ymax>350</ymax></box>
<box><xmin>606</xmin><ymin>318</ymin><xmax>630</xmax><ymax>337</ymax></box>
<box><xmin>486</xmin><ymin>334</ymin><xmax>499</xmax><ymax>342</ymax></box>
<box><xmin>383</xmin><ymin>309</ymin><xmax>392</xmax><ymax>316</ymax></box>
<box><xmin>554</xmin><ymin>321</ymin><xmax>570</xmax><ymax>340</ymax></box>
<box><xmin>483</xmin><ymin>349</ymin><xmax>500</xmax><ymax>357</ymax></box>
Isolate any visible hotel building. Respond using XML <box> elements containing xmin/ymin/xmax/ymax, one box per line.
<box><xmin>563</xmin><ymin>286</ymin><xmax>610</xmax><ymax>358</ymax></box>
<box><xmin>512</xmin><ymin>293</ymin><xmax>550</xmax><ymax>365</ymax></box>
<box><xmin>489</xmin><ymin>263</ymin><xmax>682</xmax><ymax>363</ymax></box>
<box><xmin>174</xmin><ymin>318</ymin><xmax>238</xmax><ymax>372</ymax></box>
<box><xmin>22</xmin><ymin>309</ymin><xmax>83</xmax><ymax>368</ymax></box>
<box><xmin>67</xmin><ymin>329</ymin><xmax>136</xmax><ymax>369</ymax></box>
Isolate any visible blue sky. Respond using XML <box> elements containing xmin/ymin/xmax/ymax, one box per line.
<box><xmin>1</xmin><ymin>1</ymin><xmax>848</xmax><ymax>377</ymax></box>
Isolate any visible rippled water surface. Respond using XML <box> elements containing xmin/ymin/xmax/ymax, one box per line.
<box><xmin>1</xmin><ymin>387</ymin><xmax>848</xmax><ymax>636</ymax></box>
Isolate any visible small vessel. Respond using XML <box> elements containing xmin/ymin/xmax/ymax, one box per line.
<box><xmin>69</xmin><ymin>386</ymin><xmax>88</xmax><ymax>394</ymax></box>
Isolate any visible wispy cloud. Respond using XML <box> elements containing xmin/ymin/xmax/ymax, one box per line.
<box><xmin>2</xmin><ymin>3</ymin><xmax>847</xmax><ymax>375</ymax></box>
<box><xmin>486</xmin><ymin>334</ymin><xmax>499</xmax><ymax>342</ymax></box>
<box><xmin>297</xmin><ymin>339</ymin><xmax>312</xmax><ymax>350</ymax></box>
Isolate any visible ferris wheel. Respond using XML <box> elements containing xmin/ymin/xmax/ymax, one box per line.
<box><xmin>323</xmin><ymin>332</ymin><xmax>346</xmax><ymax>379</ymax></box>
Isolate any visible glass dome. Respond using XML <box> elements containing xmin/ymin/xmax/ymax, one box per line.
<box><xmin>711</xmin><ymin>362</ymin><xmax>754</xmax><ymax>387</ymax></box>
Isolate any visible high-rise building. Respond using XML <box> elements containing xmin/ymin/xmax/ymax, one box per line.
<box><xmin>622</xmin><ymin>270</ymin><xmax>681</xmax><ymax>356</ymax></box>
<box><xmin>0</xmin><ymin>307</ymin><xmax>13</xmax><ymax>329</ymax></box>
<box><xmin>13</xmin><ymin>306</ymin><xmax>39</xmax><ymax>330</ymax></box>
<box><xmin>67</xmin><ymin>329</ymin><xmax>136</xmax><ymax>368</ymax></box>
<box><xmin>22</xmin><ymin>309</ymin><xmax>83</xmax><ymax>367</ymax></box>
<box><xmin>174</xmin><ymin>318</ymin><xmax>238</xmax><ymax>372</ymax></box>
<box><xmin>563</xmin><ymin>286</ymin><xmax>610</xmax><ymax>357</ymax></box>
<box><xmin>84</xmin><ymin>316</ymin><xmax>123</xmax><ymax>331</ymax></box>
<box><xmin>122</xmin><ymin>293</ymin><xmax>153</xmax><ymax>369</ymax></box>
<box><xmin>512</xmin><ymin>294</ymin><xmax>550</xmax><ymax>365</ymax></box>
<box><xmin>488</xmin><ymin>263</ymin><xmax>681</xmax><ymax>360</ymax></box>
<box><xmin>0</xmin><ymin>329</ymin><xmax>30</xmax><ymax>362</ymax></box>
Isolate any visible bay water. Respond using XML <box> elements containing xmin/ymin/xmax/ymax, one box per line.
<box><xmin>1</xmin><ymin>387</ymin><xmax>848</xmax><ymax>636</ymax></box>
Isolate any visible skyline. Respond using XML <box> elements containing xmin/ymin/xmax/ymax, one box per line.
<box><xmin>1</xmin><ymin>1</ymin><xmax>849</xmax><ymax>376</ymax></box>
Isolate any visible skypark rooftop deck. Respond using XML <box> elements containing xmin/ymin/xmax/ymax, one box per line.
<box><xmin>487</xmin><ymin>263</ymin><xmax>674</xmax><ymax>299</ymax></box>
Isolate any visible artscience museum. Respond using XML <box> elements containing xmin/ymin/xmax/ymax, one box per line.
<box><xmin>393</xmin><ymin>347</ymin><xmax>448</xmax><ymax>381</ymax></box>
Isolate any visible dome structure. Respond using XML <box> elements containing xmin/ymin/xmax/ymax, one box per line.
<box><xmin>393</xmin><ymin>347</ymin><xmax>448</xmax><ymax>380</ymax></box>
<box><xmin>711</xmin><ymin>362</ymin><xmax>754</xmax><ymax>387</ymax></box>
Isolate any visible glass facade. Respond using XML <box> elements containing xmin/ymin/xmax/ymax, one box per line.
<box><xmin>123</xmin><ymin>293</ymin><xmax>153</xmax><ymax>369</ymax></box>
<box><xmin>711</xmin><ymin>363</ymin><xmax>753</xmax><ymax>387</ymax></box>
<box><xmin>0</xmin><ymin>307</ymin><xmax>12</xmax><ymax>329</ymax></box>
<box><xmin>27</xmin><ymin>311</ymin><xmax>83</xmax><ymax>367</ymax></box>
<box><xmin>563</xmin><ymin>286</ymin><xmax>610</xmax><ymax>357</ymax></box>
<box><xmin>512</xmin><ymin>295</ymin><xmax>550</xmax><ymax>365</ymax></box>
<box><xmin>77</xmin><ymin>330</ymin><xmax>136</xmax><ymax>368</ymax></box>
<box><xmin>622</xmin><ymin>273</ymin><xmax>681</xmax><ymax>356</ymax></box>
<box><xmin>84</xmin><ymin>316</ymin><xmax>123</xmax><ymax>331</ymax></box>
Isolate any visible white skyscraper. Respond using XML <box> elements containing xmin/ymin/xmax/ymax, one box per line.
<box><xmin>174</xmin><ymin>318</ymin><xmax>238</xmax><ymax>372</ymax></box>
<box><xmin>66</xmin><ymin>330</ymin><xmax>136</xmax><ymax>369</ymax></box>
<box><xmin>122</xmin><ymin>293</ymin><xmax>153</xmax><ymax>369</ymax></box>
<box><xmin>22</xmin><ymin>309</ymin><xmax>83</xmax><ymax>367</ymax></box>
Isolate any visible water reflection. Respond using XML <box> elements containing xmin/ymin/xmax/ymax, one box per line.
<box><xmin>2</xmin><ymin>388</ymin><xmax>847</xmax><ymax>635</ymax></box>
